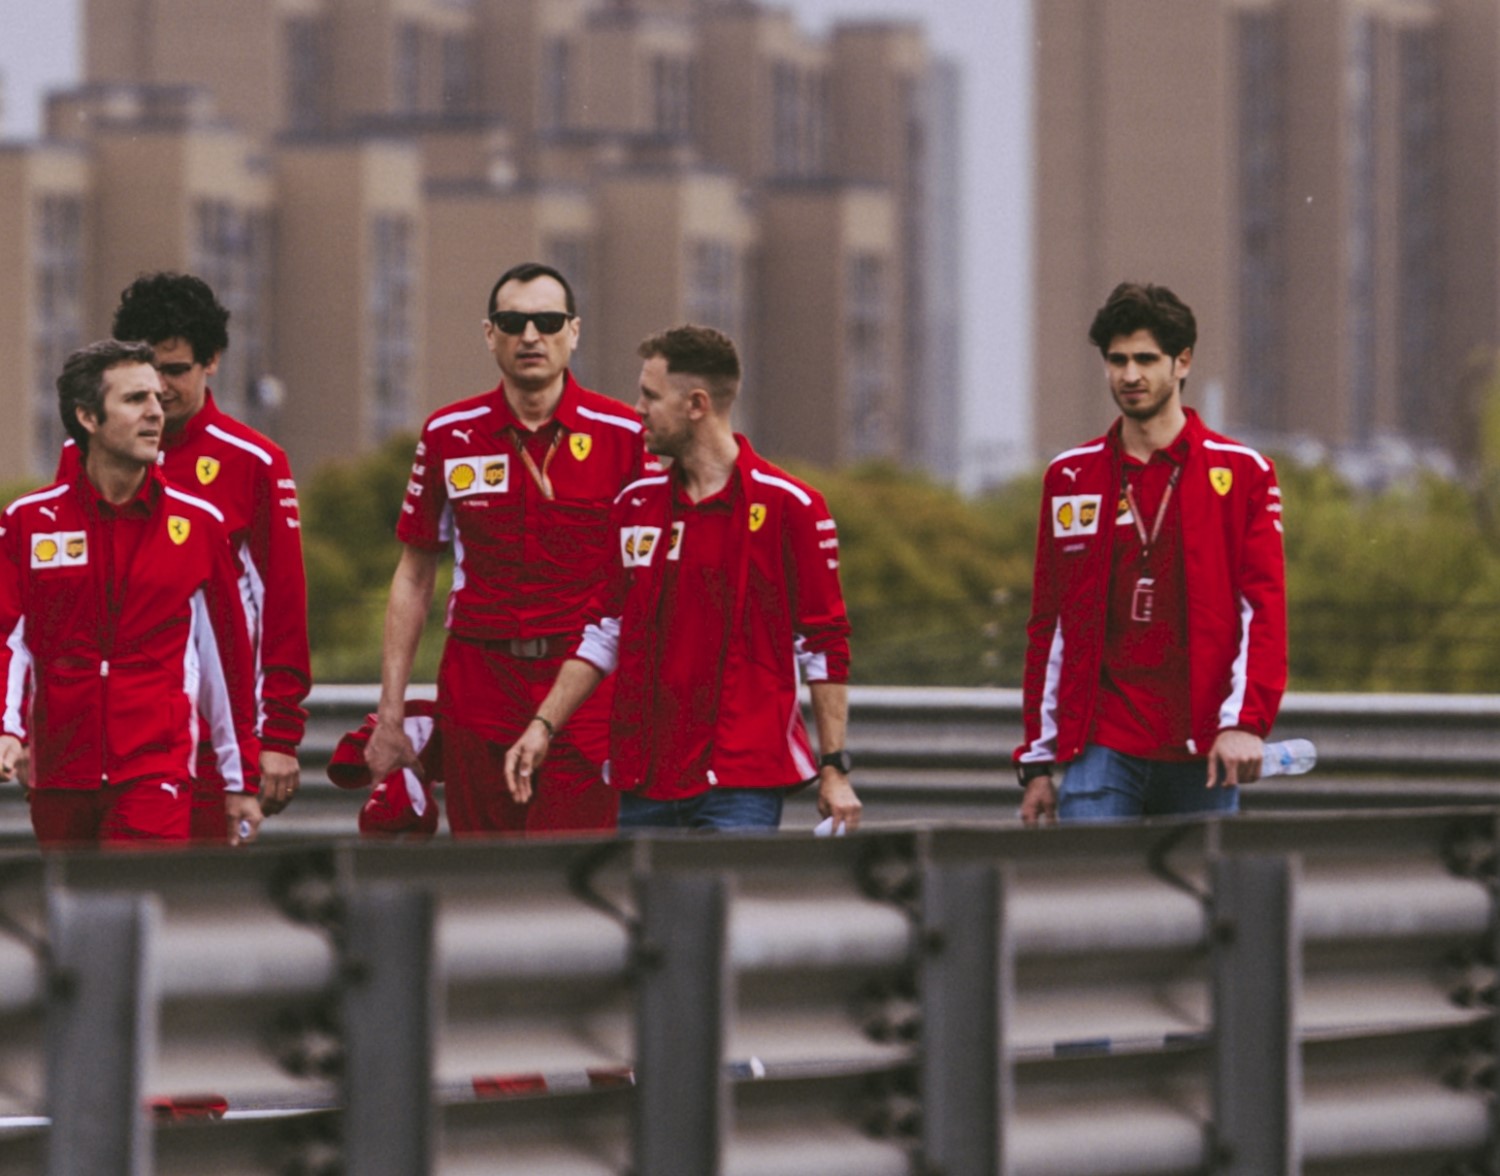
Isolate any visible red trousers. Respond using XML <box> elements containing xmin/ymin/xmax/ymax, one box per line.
<box><xmin>437</xmin><ymin>638</ymin><xmax>617</xmax><ymax>836</ymax></box>
<box><xmin>30</xmin><ymin>778</ymin><xmax>192</xmax><ymax>847</ymax></box>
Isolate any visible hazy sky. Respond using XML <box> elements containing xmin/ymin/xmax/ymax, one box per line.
<box><xmin>0</xmin><ymin>0</ymin><xmax>1030</xmax><ymax>486</ymax></box>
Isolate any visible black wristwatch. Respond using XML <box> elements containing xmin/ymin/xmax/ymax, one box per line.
<box><xmin>819</xmin><ymin>749</ymin><xmax>853</xmax><ymax>774</ymax></box>
<box><xmin>1016</xmin><ymin>761</ymin><xmax>1054</xmax><ymax>785</ymax></box>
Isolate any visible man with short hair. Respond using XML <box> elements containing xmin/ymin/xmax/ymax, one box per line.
<box><xmin>1016</xmin><ymin>282</ymin><xmax>1287</xmax><ymax>824</ymax></box>
<box><xmin>505</xmin><ymin>324</ymin><xmax>863</xmax><ymax>833</ymax></box>
<box><xmin>60</xmin><ymin>272</ymin><xmax>310</xmax><ymax>839</ymax></box>
<box><xmin>366</xmin><ymin>262</ymin><xmax>652</xmax><ymax>835</ymax></box>
<box><xmin>0</xmin><ymin>339</ymin><xmax>262</xmax><ymax>846</ymax></box>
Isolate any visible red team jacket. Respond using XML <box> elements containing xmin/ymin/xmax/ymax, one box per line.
<box><xmin>59</xmin><ymin>391</ymin><xmax>310</xmax><ymax>756</ymax></box>
<box><xmin>0</xmin><ymin>468</ymin><xmax>261</xmax><ymax>793</ymax></box>
<box><xmin>1016</xmin><ymin>410</ymin><xmax>1287</xmax><ymax>769</ymax></box>
<box><xmin>398</xmin><ymin>374</ymin><xmax>651</xmax><ymax>641</ymax></box>
<box><xmin>576</xmin><ymin>437</ymin><xmax>851</xmax><ymax>800</ymax></box>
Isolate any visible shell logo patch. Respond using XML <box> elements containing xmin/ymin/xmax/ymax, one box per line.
<box><xmin>168</xmin><ymin>516</ymin><xmax>191</xmax><ymax>545</ymax></box>
<box><xmin>569</xmin><ymin>434</ymin><xmax>592</xmax><ymax>461</ymax></box>
<box><xmin>1053</xmin><ymin>495</ymin><xmax>1103</xmax><ymax>538</ymax></box>
<box><xmin>1210</xmin><ymin>468</ymin><xmax>1233</xmax><ymax>496</ymax></box>
<box><xmin>749</xmin><ymin>503</ymin><xmax>767</xmax><ymax>532</ymax></box>
<box><xmin>446</xmin><ymin>455</ymin><xmax>508</xmax><ymax>498</ymax></box>
<box><xmin>196</xmin><ymin>456</ymin><xmax>221</xmax><ymax>486</ymax></box>
<box><xmin>620</xmin><ymin>525</ymin><xmax>664</xmax><ymax>567</ymax></box>
<box><xmin>31</xmin><ymin>531</ymin><xmax>88</xmax><ymax>569</ymax></box>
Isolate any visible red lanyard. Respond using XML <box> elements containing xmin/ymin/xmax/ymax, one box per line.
<box><xmin>512</xmin><ymin>428</ymin><xmax>562</xmax><ymax>500</ymax></box>
<box><xmin>1121</xmin><ymin>463</ymin><xmax>1181</xmax><ymax>567</ymax></box>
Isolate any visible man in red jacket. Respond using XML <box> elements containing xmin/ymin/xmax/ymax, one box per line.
<box><xmin>59</xmin><ymin>272</ymin><xmax>310</xmax><ymax>840</ymax></box>
<box><xmin>505</xmin><ymin>324</ymin><xmax>863</xmax><ymax>833</ymax></box>
<box><xmin>365</xmin><ymin>262</ymin><xmax>653</xmax><ymax>835</ymax></box>
<box><xmin>1015</xmin><ymin>282</ymin><xmax>1287</xmax><ymax>824</ymax></box>
<box><xmin>0</xmin><ymin>340</ymin><xmax>262</xmax><ymax>846</ymax></box>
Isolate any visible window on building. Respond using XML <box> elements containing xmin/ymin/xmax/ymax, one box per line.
<box><xmin>395</xmin><ymin>22</ymin><xmax>423</xmax><ymax>113</ymax></box>
<box><xmin>32</xmin><ymin>194</ymin><xmax>85</xmax><ymax>472</ymax></box>
<box><xmin>772</xmin><ymin>62</ymin><xmax>828</xmax><ymax>178</ymax></box>
<box><xmin>1398</xmin><ymin>23</ymin><xmax>1441</xmax><ymax>440</ymax></box>
<box><xmin>369</xmin><ymin>214</ymin><xmax>416</xmax><ymax>441</ymax></box>
<box><xmin>441</xmin><ymin>31</ymin><xmax>476</xmax><ymax>113</ymax></box>
<box><xmin>846</xmin><ymin>251</ymin><xmax>894</xmax><ymax>461</ymax></box>
<box><xmin>190</xmin><ymin>200</ymin><xmax>272</xmax><ymax>422</ymax></box>
<box><xmin>684</xmin><ymin>239</ymin><xmax>742</xmax><ymax>343</ymax></box>
<box><xmin>540</xmin><ymin>37</ymin><xmax>572</xmax><ymax>132</ymax></box>
<box><xmin>1236</xmin><ymin>5</ymin><xmax>1287</xmax><ymax>433</ymax></box>
<box><xmin>652</xmin><ymin>54</ymin><xmax>693</xmax><ymax>138</ymax></box>
<box><xmin>285</xmin><ymin>16</ymin><xmax>330</xmax><ymax>131</ymax></box>
<box><xmin>1345</xmin><ymin>13</ymin><xmax>1376</xmax><ymax>442</ymax></box>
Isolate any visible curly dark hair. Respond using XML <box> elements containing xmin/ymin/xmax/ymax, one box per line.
<box><xmin>1087</xmin><ymin>282</ymin><xmax>1197</xmax><ymax>359</ymax></box>
<box><xmin>112</xmin><ymin>271</ymin><xmax>230</xmax><ymax>365</ymax></box>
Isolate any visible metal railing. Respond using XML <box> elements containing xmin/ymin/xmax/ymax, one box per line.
<box><xmin>1</xmin><ymin>809</ymin><xmax>1499</xmax><ymax>1174</ymax></box>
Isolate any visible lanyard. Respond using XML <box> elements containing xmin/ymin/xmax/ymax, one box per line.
<box><xmin>512</xmin><ymin>428</ymin><xmax>563</xmax><ymax>500</ymax></box>
<box><xmin>1121</xmin><ymin>462</ymin><xmax>1181</xmax><ymax>567</ymax></box>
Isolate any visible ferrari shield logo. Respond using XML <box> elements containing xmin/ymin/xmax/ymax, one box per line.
<box><xmin>749</xmin><ymin>503</ymin><xmax>767</xmax><ymax>532</ymax></box>
<box><xmin>196</xmin><ymin>456</ymin><xmax>221</xmax><ymax>485</ymax></box>
<box><xmin>1210</xmin><ymin>468</ymin><xmax>1233</xmax><ymax>496</ymax></box>
<box><xmin>569</xmin><ymin>434</ymin><xmax>592</xmax><ymax>461</ymax></box>
<box><xmin>168</xmin><ymin>516</ymin><xmax>191</xmax><ymax>545</ymax></box>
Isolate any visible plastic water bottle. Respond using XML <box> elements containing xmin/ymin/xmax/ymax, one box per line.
<box><xmin>1261</xmin><ymin>738</ymin><xmax>1317</xmax><ymax>778</ymax></box>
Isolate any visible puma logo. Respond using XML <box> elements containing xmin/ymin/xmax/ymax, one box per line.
<box><xmin>452</xmin><ymin>428</ymin><xmax>473</xmax><ymax>442</ymax></box>
<box><xmin>1061</xmin><ymin>467</ymin><xmax>1079</xmax><ymax>482</ymax></box>
<box><xmin>630</xmin><ymin>497</ymin><xmax>645</xmax><ymax>506</ymax></box>
<box><xmin>160</xmin><ymin>782</ymin><xmax>181</xmax><ymax>799</ymax></box>
<box><xmin>40</xmin><ymin>507</ymin><xmax>56</xmax><ymax>520</ymax></box>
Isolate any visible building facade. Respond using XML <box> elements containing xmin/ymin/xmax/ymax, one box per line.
<box><xmin>0</xmin><ymin>0</ymin><xmax>961</xmax><ymax>481</ymax></box>
<box><xmin>1033</xmin><ymin>0</ymin><xmax>1497</xmax><ymax>476</ymax></box>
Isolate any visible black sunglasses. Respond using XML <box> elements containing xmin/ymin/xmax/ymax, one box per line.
<box><xmin>488</xmin><ymin>310</ymin><xmax>574</xmax><ymax>336</ymax></box>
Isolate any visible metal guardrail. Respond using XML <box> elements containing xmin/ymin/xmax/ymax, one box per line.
<box><xmin>0</xmin><ymin>811</ymin><xmax>1499</xmax><ymax>1173</ymax></box>
<box><xmin>4</xmin><ymin>685</ymin><xmax>1499</xmax><ymax>843</ymax></box>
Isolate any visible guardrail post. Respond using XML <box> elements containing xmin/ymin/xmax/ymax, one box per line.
<box><xmin>45</xmin><ymin>890</ymin><xmax>159</xmax><ymax>1176</ymax></box>
<box><xmin>1210</xmin><ymin>853</ymin><xmax>1300</xmax><ymax>1175</ymax></box>
<box><xmin>633</xmin><ymin>870</ymin><xmax>729</xmax><ymax>1176</ymax></box>
<box><xmin>342</xmin><ymin>883</ymin><xmax>436</xmax><ymax>1175</ymax></box>
<box><xmin>919</xmin><ymin>861</ymin><xmax>1010</xmax><ymax>1176</ymax></box>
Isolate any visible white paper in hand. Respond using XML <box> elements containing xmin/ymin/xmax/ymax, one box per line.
<box><xmin>813</xmin><ymin>816</ymin><xmax>847</xmax><ymax>837</ymax></box>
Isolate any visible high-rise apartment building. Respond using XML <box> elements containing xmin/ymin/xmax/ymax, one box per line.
<box><xmin>1033</xmin><ymin>0</ymin><xmax>1497</xmax><ymax>472</ymax></box>
<box><xmin>0</xmin><ymin>0</ymin><xmax>961</xmax><ymax>480</ymax></box>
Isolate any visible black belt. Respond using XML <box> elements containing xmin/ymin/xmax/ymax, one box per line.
<box><xmin>456</xmin><ymin>633</ymin><xmax>575</xmax><ymax>660</ymax></box>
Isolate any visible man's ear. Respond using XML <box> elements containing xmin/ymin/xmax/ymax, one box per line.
<box><xmin>75</xmin><ymin>405</ymin><xmax>100</xmax><ymax>437</ymax></box>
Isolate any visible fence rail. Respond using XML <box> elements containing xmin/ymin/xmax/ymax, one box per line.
<box><xmin>1</xmin><ymin>810</ymin><xmax>1499</xmax><ymax>1173</ymax></box>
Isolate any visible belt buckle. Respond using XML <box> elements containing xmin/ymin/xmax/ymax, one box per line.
<box><xmin>511</xmin><ymin>637</ymin><xmax>547</xmax><ymax>659</ymax></box>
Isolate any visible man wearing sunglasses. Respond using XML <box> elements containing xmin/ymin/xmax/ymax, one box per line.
<box><xmin>56</xmin><ymin>272</ymin><xmax>310</xmax><ymax>843</ymax></box>
<box><xmin>367</xmin><ymin>261</ymin><xmax>654</xmax><ymax>835</ymax></box>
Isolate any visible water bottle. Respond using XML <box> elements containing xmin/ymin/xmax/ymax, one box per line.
<box><xmin>1261</xmin><ymin>738</ymin><xmax>1317</xmax><ymax>778</ymax></box>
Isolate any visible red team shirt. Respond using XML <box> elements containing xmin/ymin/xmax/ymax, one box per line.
<box><xmin>0</xmin><ymin>468</ymin><xmax>260</xmax><ymax>800</ymax></box>
<box><xmin>58</xmin><ymin>391</ymin><xmax>311</xmax><ymax>758</ymax></box>
<box><xmin>398</xmin><ymin>374</ymin><xmax>652</xmax><ymax>649</ymax></box>
<box><xmin>576</xmin><ymin>436</ymin><xmax>851</xmax><ymax>801</ymax></box>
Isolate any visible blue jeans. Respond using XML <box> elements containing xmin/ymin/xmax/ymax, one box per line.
<box><xmin>618</xmin><ymin>788</ymin><xmax>785</xmax><ymax>831</ymax></box>
<box><xmin>1057</xmin><ymin>744</ymin><xmax>1239</xmax><ymax>822</ymax></box>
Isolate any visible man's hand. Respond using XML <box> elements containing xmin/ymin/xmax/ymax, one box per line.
<box><xmin>0</xmin><ymin>735</ymin><xmax>23</xmax><ymax>787</ymax></box>
<box><xmin>1207</xmin><ymin>729</ymin><xmax>1264</xmax><ymax>788</ymax></box>
<box><xmin>365</xmin><ymin>717</ymin><xmax>419</xmax><ymax>782</ymax></box>
<box><xmin>226</xmin><ymin>792</ymin><xmax>264</xmax><ymax>846</ymax></box>
<box><xmin>816</xmin><ymin>766</ymin><xmax>862</xmax><ymax>832</ymax></box>
<box><xmin>504</xmin><ymin>720</ymin><xmax>552</xmax><ymax>804</ymax></box>
<box><xmin>1019</xmin><ymin>774</ymin><xmax>1057</xmax><ymax>827</ymax></box>
<box><xmin>257</xmin><ymin>749</ymin><xmax>300</xmax><ymax>815</ymax></box>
